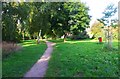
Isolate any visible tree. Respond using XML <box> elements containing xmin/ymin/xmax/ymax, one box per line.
<box><xmin>17</xmin><ymin>2</ymin><xmax>31</xmax><ymax>40</ymax></box>
<box><xmin>91</xmin><ymin>20</ymin><xmax>104</xmax><ymax>39</ymax></box>
<box><xmin>64</xmin><ymin>2</ymin><xmax>90</xmax><ymax>40</ymax></box>
<box><xmin>29</xmin><ymin>2</ymin><xmax>50</xmax><ymax>43</ymax></box>
<box><xmin>100</xmin><ymin>3</ymin><xmax>117</xmax><ymax>49</ymax></box>
<box><xmin>2</xmin><ymin>2</ymin><xmax>20</xmax><ymax>42</ymax></box>
<box><xmin>66</xmin><ymin>2</ymin><xmax>90</xmax><ymax>35</ymax></box>
<box><xmin>47</xmin><ymin>2</ymin><xmax>90</xmax><ymax>41</ymax></box>
<box><xmin>2</xmin><ymin>2</ymin><xmax>31</xmax><ymax>42</ymax></box>
<box><xmin>48</xmin><ymin>2</ymin><xmax>70</xmax><ymax>41</ymax></box>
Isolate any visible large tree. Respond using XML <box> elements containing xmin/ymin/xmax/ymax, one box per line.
<box><xmin>65</xmin><ymin>2</ymin><xmax>90</xmax><ymax>35</ymax></box>
<box><xmin>47</xmin><ymin>2</ymin><xmax>90</xmax><ymax>40</ymax></box>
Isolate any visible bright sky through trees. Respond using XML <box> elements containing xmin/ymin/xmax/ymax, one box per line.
<box><xmin>81</xmin><ymin>0</ymin><xmax>120</xmax><ymax>26</ymax></box>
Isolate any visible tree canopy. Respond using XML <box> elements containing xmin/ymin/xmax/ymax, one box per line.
<box><xmin>99</xmin><ymin>3</ymin><xmax>117</xmax><ymax>26</ymax></box>
<box><xmin>2</xmin><ymin>2</ymin><xmax>91</xmax><ymax>42</ymax></box>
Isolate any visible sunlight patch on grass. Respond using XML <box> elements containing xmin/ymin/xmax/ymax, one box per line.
<box><xmin>22</xmin><ymin>44</ymin><xmax>36</xmax><ymax>47</ymax></box>
<box><xmin>65</xmin><ymin>41</ymin><xmax>80</xmax><ymax>44</ymax></box>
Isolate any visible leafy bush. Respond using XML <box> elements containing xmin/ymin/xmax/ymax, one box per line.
<box><xmin>70</xmin><ymin>31</ymin><xmax>89</xmax><ymax>40</ymax></box>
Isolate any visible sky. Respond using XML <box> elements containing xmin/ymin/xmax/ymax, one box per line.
<box><xmin>81</xmin><ymin>0</ymin><xmax>120</xmax><ymax>26</ymax></box>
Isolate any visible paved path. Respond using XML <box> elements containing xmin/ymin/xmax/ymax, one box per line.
<box><xmin>24</xmin><ymin>41</ymin><xmax>56</xmax><ymax>78</ymax></box>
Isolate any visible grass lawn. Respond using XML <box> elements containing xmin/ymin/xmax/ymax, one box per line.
<box><xmin>45</xmin><ymin>39</ymin><xmax>119</xmax><ymax>77</ymax></box>
<box><xmin>2</xmin><ymin>40</ymin><xmax>47</xmax><ymax>77</ymax></box>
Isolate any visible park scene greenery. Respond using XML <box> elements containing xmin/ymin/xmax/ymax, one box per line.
<box><xmin>2</xmin><ymin>1</ymin><xmax>119</xmax><ymax>77</ymax></box>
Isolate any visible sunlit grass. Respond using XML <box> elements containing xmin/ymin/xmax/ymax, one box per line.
<box><xmin>2</xmin><ymin>40</ymin><xmax>47</xmax><ymax>77</ymax></box>
<box><xmin>22</xmin><ymin>44</ymin><xmax>36</xmax><ymax>47</ymax></box>
<box><xmin>45</xmin><ymin>39</ymin><xmax>118</xmax><ymax>77</ymax></box>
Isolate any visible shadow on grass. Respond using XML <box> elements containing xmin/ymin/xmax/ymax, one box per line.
<box><xmin>48</xmin><ymin>39</ymin><xmax>90</xmax><ymax>43</ymax></box>
<box><xmin>48</xmin><ymin>39</ymin><xmax>64</xmax><ymax>43</ymax></box>
<box><xmin>20</xmin><ymin>40</ymin><xmax>45</xmax><ymax>46</ymax></box>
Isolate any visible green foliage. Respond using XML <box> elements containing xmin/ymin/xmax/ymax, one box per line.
<box><xmin>91</xmin><ymin>20</ymin><xmax>104</xmax><ymax>39</ymax></box>
<box><xmin>65</xmin><ymin>2</ymin><xmax>90</xmax><ymax>35</ymax></box>
<box><xmin>29</xmin><ymin>2</ymin><xmax>50</xmax><ymax>38</ymax></box>
<box><xmin>100</xmin><ymin>3</ymin><xmax>117</xmax><ymax>26</ymax></box>
<box><xmin>2</xmin><ymin>2</ymin><xmax>19</xmax><ymax>42</ymax></box>
<box><xmin>2</xmin><ymin>2</ymin><xmax>90</xmax><ymax>42</ymax></box>
<box><xmin>102</xmin><ymin>4</ymin><xmax>117</xmax><ymax>19</ymax></box>
<box><xmin>2</xmin><ymin>2</ymin><xmax>31</xmax><ymax>42</ymax></box>
<box><xmin>46</xmin><ymin>2</ymin><xmax>90</xmax><ymax>39</ymax></box>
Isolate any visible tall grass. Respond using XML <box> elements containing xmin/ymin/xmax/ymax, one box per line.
<box><xmin>2</xmin><ymin>41</ymin><xmax>22</xmax><ymax>58</ymax></box>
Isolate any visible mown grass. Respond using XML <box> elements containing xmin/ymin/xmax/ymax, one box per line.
<box><xmin>2</xmin><ymin>40</ymin><xmax>47</xmax><ymax>77</ymax></box>
<box><xmin>45</xmin><ymin>39</ymin><xmax>119</xmax><ymax>77</ymax></box>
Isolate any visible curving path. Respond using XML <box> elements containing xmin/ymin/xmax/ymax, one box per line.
<box><xmin>24</xmin><ymin>41</ymin><xmax>56</xmax><ymax>78</ymax></box>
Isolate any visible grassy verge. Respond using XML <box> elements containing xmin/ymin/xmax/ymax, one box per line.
<box><xmin>45</xmin><ymin>39</ymin><xmax>118</xmax><ymax>77</ymax></box>
<box><xmin>2</xmin><ymin>40</ymin><xmax>47</xmax><ymax>77</ymax></box>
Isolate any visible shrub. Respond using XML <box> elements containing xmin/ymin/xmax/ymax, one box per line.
<box><xmin>70</xmin><ymin>31</ymin><xmax>89</xmax><ymax>40</ymax></box>
<box><xmin>1</xmin><ymin>41</ymin><xmax>22</xmax><ymax>58</ymax></box>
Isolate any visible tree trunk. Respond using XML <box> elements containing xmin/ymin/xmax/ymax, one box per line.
<box><xmin>29</xmin><ymin>34</ymin><xmax>31</xmax><ymax>40</ymax></box>
<box><xmin>105</xmin><ymin>26</ymin><xmax>112</xmax><ymax>50</ymax></box>
<box><xmin>22</xmin><ymin>31</ymin><xmax>25</xmax><ymax>41</ymax></box>
<box><xmin>64</xmin><ymin>33</ymin><xmax>67</xmax><ymax>42</ymax></box>
<box><xmin>37</xmin><ymin>30</ymin><xmax>41</xmax><ymax>44</ymax></box>
<box><xmin>108</xmin><ymin>26</ymin><xmax>112</xmax><ymax>49</ymax></box>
